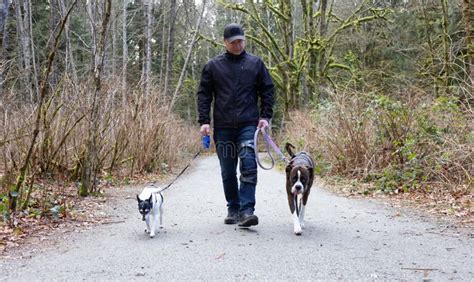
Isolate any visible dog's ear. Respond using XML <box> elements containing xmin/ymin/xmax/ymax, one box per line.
<box><xmin>307</xmin><ymin>166</ymin><xmax>314</xmax><ymax>187</ymax></box>
<box><xmin>285</xmin><ymin>165</ymin><xmax>292</xmax><ymax>182</ymax></box>
<box><xmin>136</xmin><ymin>195</ymin><xmax>141</xmax><ymax>202</ymax></box>
<box><xmin>148</xmin><ymin>194</ymin><xmax>153</xmax><ymax>202</ymax></box>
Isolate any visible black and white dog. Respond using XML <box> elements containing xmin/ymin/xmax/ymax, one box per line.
<box><xmin>285</xmin><ymin>143</ymin><xmax>315</xmax><ymax>235</ymax></box>
<box><xmin>137</xmin><ymin>185</ymin><xmax>164</xmax><ymax>238</ymax></box>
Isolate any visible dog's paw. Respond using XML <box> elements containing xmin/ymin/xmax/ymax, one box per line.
<box><xmin>149</xmin><ymin>233</ymin><xmax>155</xmax><ymax>238</ymax></box>
<box><xmin>159</xmin><ymin>225</ymin><xmax>164</xmax><ymax>229</ymax></box>
<box><xmin>300</xmin><ymin>221</ymin><xmax>305</xmax><ymax>229</ymax></box>
<box><xmin>144</xmin><ymin>229</ymin><xmax>150</xmax><ymax>234</ymax></box>
<box><xmin>294</xmin><ymin>226</ymin><xmax>302</xmax><ymax>236</ymax></box>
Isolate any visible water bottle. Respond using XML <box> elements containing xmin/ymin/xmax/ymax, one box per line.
<box><xmin>202</xmin><ymin>135</ymin><xmax>211</xmax><ymax>150</ymax></box>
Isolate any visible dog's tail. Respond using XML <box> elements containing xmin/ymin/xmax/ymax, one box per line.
<box><xmin>285</xmin><ymin>143</ymin><xmax>295</xmax><ymax>158</ymax></box>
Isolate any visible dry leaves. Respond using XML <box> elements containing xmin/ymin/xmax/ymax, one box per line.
<box><xmin>320</xmin><ymin>177</ymin><xmax>473</xmax><ymax>229</ymax></box>
<box><xmin>0</xmin><ymin>183</ymin><xmax>111</xmax><ymax>259</ymax></box>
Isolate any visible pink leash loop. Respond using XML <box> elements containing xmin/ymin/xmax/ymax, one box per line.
<box><xmin>254</xmin><ymin>127</ymin><xmax>289</xmax><ymax>170</ymax></box>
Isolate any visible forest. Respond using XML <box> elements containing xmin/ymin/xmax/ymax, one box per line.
<box><xmin>0</xmin><ymin>0</ymin><xmax>472</xmax><ymax>225</ymax></box>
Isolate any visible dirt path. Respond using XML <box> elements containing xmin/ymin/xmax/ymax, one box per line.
<box><xmin>1</xmin><ymin>155</ymin><xmax>472</xmax><ymax>280</ymax></box>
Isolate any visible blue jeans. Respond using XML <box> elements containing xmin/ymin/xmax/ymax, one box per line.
<box><xmin>213</xmin><ymin>125</ymin><xmax>257</xmax><ymax>215</ymax></box>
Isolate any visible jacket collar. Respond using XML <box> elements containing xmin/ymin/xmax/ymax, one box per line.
<box><xmin>225</xmin><ymin>50</ymin><xmax>246</xmax><ymax>60</ymax></box>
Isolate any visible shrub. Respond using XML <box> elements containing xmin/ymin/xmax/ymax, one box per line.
<box><xmin>284</xmin><ymin>89</ymin><xmax>473</xmax><ymax>193</ymax></box>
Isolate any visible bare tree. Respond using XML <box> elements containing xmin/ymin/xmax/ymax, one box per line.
<box><xmin>86</xmin><ymin>0</ymin><xmax>97</xmax><ymax>69</ymax></box>
<box><xmin>80</xmin><ymin>0</ymin><xmax>112</xmax><ymax>196</ymax></box>
<box><xmin>0</xmin><ymin>0</ymin><xmax>11</xmax><ymax>94</ymax></box>
<box><xmin>440</xmin><ymin>0</ymin><xmax>450</xmax><ymax>95</ymax></box>
<box><xmin>122</xmin><ymin>0</ymin><xmax>128</xmax><ymax>105</ymax></box>
<box><xmin>158</xmin><ymin>2</ymin><xmax>167</xmax><ymax>90</ymax></box>
<box><xmin>110</xmin><ymin>1</ymin><xmax>117</xmax><ymax>77</ymax></box>
<box><xmin>14</xmin><ymin>0</ymin><xmax>33</xmax><ymax>100</ymax></box>
<box><xmin>163</xmin><ymin>0</ymin><xmax>177</xmax><ymax>97</ymax></box>
<box><xmin>169</xmin><ymin>0</ymin><xmax>207</xmax><ymax>112</ymax></box>
<box><xmin>462</xmin><ymin>0</ymin><xmax>473</xmax><ymax>89</ymax></box>
<box><xmin>143</xmin><ymin>0</ymin><xmax>153</xmax><ymax>97</ymax></box>
<box><xmin>318</xmin><ymin>0</ymin><xmax>329</xmax><ymax>100</ymax></box>
<box><xmin>27</xmin><ymin>0</ymin><xmax>39</xmax><ymax>97</ymax></box>
<box><xmin>59</xmin><ymin>0</ymin><xmax>79</xmax><ymax>84</ymax></box>
<box><xmin>0</xmin><ymin>0</ymin><xmax>8</xmax><ymax>34</ymax></box>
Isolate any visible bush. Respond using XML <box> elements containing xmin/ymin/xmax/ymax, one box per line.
<box><xmin>0</xmin><ymin>79</ymin><xmax>199</xmax><ymax>213</ymax></box>
<box><xmin>284</xmin><ymin>89</ymin><xmax>473</xmax><ymax>193</ymax></box>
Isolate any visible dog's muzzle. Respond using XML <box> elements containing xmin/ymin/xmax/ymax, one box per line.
<box><xmin>294</xmin><ymin>184</ymin><xmax>303</xmax><ymax>193</ymax></box>
<box><xmin>142</xmin><ymin>213</ymin><xmax>146</xmax><ymax>221</ymax></box>
<box><xmin>292</xmin><ymin>183</ymin><xmax>304</xmax><ymax>195</ymax></box>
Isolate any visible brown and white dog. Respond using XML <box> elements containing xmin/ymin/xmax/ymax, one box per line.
<box><xmin>285</xmin><ymin>143</ymin><xmax>315</xmax><ymax>235</ymax></box>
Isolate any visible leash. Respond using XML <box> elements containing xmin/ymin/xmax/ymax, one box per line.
<box><xmin>254</xmin><ymin>127</ymin><xmax>289</xmax><ymax>170</ymax></box>
<box><xmin>156</xmin><ymin>149</ymin><xmax>203</xmax><ymax>193</ymax></box>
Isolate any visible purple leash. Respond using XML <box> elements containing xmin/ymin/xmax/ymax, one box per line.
<box><xmin>254</xmin><ymin>127</ymin><xmax>289</xmax><ymax>170</ymax></box>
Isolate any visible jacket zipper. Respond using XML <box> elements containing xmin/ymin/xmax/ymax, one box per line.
<box><xmin>232</xmin><ymin>56</ymin><xmax>245</xmax><ymax>128</ymax></box>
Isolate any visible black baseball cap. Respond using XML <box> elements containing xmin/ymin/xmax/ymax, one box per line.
<box><xmin>223</xmin><ymin>23</ymin><xmax>245</xmax><ymax>42</ymax></box>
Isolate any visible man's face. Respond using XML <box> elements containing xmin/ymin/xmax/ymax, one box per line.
<box><xmin>224</xmin><ymin>39</ymin><xmax>245</xmax><ymax>55</ymax></box>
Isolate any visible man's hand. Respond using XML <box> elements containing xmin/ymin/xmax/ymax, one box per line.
<box><xmin>257</xmin><ymin>119</ymin><xmax>269</xmax><ymax>129</ymax></box>
<box><xmin>200</xmin><ymin>124</ymin><xmax>211</xmax><ymax>136</ymax></box>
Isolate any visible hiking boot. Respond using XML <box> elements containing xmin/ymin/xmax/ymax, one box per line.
<box><xmin>238</xmin><ymin>213</ymin><xmax>259</xmax><ymax>227</ymax></box>
<box><xmin>224</xmin><ymin>210</ymin><xmax>239</xmax><ymax>224</ymax></box>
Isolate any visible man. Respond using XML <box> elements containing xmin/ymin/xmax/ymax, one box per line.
<box><xmin>197</xmin><ymin>23</ymin><xmax>274</xmax><ymax>227</ymax></box>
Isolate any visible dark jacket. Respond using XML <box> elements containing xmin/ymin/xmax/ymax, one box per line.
<box><xmin>197</xmin><ymin>51</ymin><xmax>274</xmax><ymax>128</ymax></box>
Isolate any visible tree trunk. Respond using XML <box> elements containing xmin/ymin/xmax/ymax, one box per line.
<box><xmin>0</xmin><ymin>0</ymin><xmax>10</xmax><ymax>95</ymax></box>
<box><xmin>14</xmin><ymin>0</ymin><xmax>33</xmax><ymax>101</ymax></box>
<box><xmin>122</xmin><ymin>0</ymin><xmax>128</xmax><ymax>106</ymax></box>
<box><xmin>143</xmin><ymin>0</ymin><xmax>153</xmax><ymax>97</ymax></box>
<box><xmin>318</xmin><ymin>0</ymin><xmax>329</xmax><ymax>101</ymax></box>
<box><xmin>280</xmin><ymin>0</ymin><xmax>295</xmax><ymax>108</ymax></box>
<box><xmin>86</xmin><ymin>1</ymin><xmax>97</xmax><ymax>73</ymax></box>
<box><xmin>80</xmin><ymin>0</ymin><xmax>112</xmax><ymax>197</ymax></box>
<box><xmin>420</xmin><ymin>0</ymin><xmax>439</xmax><ymax>97</ymax></box>
<box><xmin>0</xmin><ymin>0</ymin><xmax>8</xmax><ymax>33</ymax></box>
<box><xmin>111</xmin><ymin>1</ymin><xmax>117</xmax><ymax>77</ymax></box>
<box><xmin>163</xmin><ymin>0</ymin><xmax>177</xmax><ymax>98</ymax></box>
<box><xmin>59</xmin><ymin>0</ymin><xmax>78</xmax><ymax>85</ymax></box>
<box><xmin>159</xmin><ymin>8</ymin><xmax>166</xmax><ymax>91</ymax></box>
<box><xmin>191</xmin><ymin>50</ymin><xmax>198</xmax><ymax>122</ymax></box>
<box><xmin>48</xmin><ymin>0</ymin><xmax>60</xmax><ymax>87</ymax></box>
<box><xmin>169</xmin><ymin>0</ymin><xmax>206</xmax><ymax>112</ymax></box>
<box><xmin>440</xmin><ymin>0</ymin><xmax>450</xmax><ymax>95</ymax></box>
<box><xmin>0</xmin><ymin>0</ymin><xmax>9</xmax><ymax>52</ymax></box>
<box><xmin>27</xmin><ymin>0</ymin><xmax>39</xmax><ymax>97</ymax></box>
<box><xmin>300</xmin><ymin>0</ymin><xmax>312</xmax><ymax>104</ymax></box>
<box><xmin>462</xmin><ymin>0</ymin><xmax>473</xmax><ymax>90</ymax></box>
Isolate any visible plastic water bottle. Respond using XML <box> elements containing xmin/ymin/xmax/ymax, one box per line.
<box><xmin>202</xmin><ymin>135</ymin><xmax>211</xmax><ymax>149</ymax></box>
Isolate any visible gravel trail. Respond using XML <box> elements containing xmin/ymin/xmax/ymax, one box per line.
<box><xmin>1</xmin><ymin>154</ymin><xmax>472</xmax><ymax>280</ymax></box>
